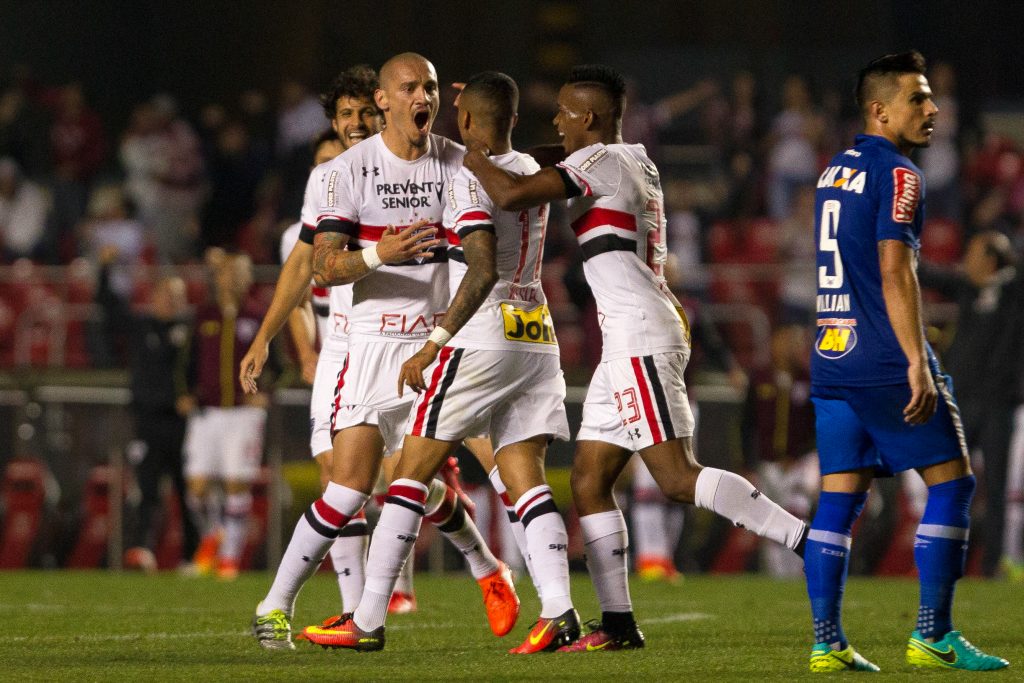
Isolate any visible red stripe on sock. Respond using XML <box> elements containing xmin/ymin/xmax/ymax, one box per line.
<box><xmin>314</xmin><ymin>498</ymin><xmax>349</xmax><ymax>528</ymax></box>
<box><xmin>515</xmin><ymin>489</ymin><xmax>552</xmax><ymax>519</ymax></box>
<box><xmin>388</xmin><ymin>484</ymin><xmax>428</xmax><ymax>504</ymax></box>
<box><xmin>425</xmin><ymin>486</ymin><xmax>457</xmax><ymax>524</ymax></box>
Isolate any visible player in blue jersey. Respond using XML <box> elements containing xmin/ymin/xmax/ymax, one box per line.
<box><xmin>804</xmin><ymin>51</ymin><xmax>1008</xmax><ymax>673</ymax></box>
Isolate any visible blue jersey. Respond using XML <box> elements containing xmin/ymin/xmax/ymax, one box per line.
<box><xmin>811</xmin><ymin>134</ymin><xmax>935</xmax><ymax>387</ymax></box>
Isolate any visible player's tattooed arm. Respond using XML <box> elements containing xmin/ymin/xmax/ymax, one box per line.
<box><xmin>398</xmin><ymin>229</ymin><xmax>497</xmax><ymax>396</ymax></box>
<box><xmin>313</xmin><ymin>223</ymin><xmax>441</xmax><ymax>287</ymax></box>
<box><xmin>439</xmin><ymin>229</ymin><xmax>498</xmax><ymax>337</ymax></box>
<box><xmin>463</xmin><ymin>151</ymin><xmax>569</xmax><ymax>211</ymax></box>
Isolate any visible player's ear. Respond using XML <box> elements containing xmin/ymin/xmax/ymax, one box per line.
<box><xmin>870</xmin><ymin>100</ymin><xmax>887</xmax><ymax>125</ymax></box>
<box><xmin>511</xmin><ymin>112</ymin><xmax>519</xmax><ymax>130</ymax></box>
<box><xmin>375</xmin><ymin>88</ymin><xmax>388</xmax><ymax>113</ymax></box>
<box><xmin>583</xmin><ymin>109</ymin><xmax>596</xmax><ymax>131</ymax></box>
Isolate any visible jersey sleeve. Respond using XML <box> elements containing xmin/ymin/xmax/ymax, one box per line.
<box><xmin>875</xmin><ymin>165</ymin><xmax>922</xmax><ymax>247</ymax></box>
<box><xmin>314</xmin><ymin>159</ymin><xmax>359</xmax><ymax>240</ymax></box>
<box><xmin>444</xmin><ymin>169</ymin><xmax>497</xmax><ymax>240</ymax></box>
<box><xmin>297</xmin><ymin>168</ymin><xmax>322</xmax><ymax>245</ymax></box>
<box><xmin>280</xmin><ymin>224</ymin><xmax>300</xmax><ymax>264</ymax></box>
<box><xmin>555</xmin><ymin>143</ymin><xmax>621</xmax><ymax>198</ymax></box>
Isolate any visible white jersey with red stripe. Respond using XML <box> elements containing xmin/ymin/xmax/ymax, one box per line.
<box><xmin>315</xmin><ymin>133</ymin><xmax>462</xmax><ymax>342</ymax></box>
<box><xmin>291</xmin><ymin>164</ymin><xmax>354</xmax><ymax>355</ymax></box>
<box><xmin>443</xmin><ymin>151</ymin><xmax>557</xmax><ymax>355</ymax></box>
<box><xmin>557</xmin><ymin>142</ymin><xmax>689</xmax><ymax>361</ymax></box>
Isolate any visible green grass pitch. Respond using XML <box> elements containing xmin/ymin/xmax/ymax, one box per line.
<box><xmin>3</xmin><ymin>571</ymin><xmax>1019</xmax><ymax>681</ymax></box>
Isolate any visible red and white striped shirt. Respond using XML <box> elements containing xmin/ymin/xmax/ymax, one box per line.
<box><xmin>443</xmin><ymin>151</ymin><xmax>558</xmax><ymax>355</ymax></box>
<box><xmin>558</xmin><ymin>142</ymin><xmax>688</xmax><ymax>360</ymax></box>
<box><xmin>314</xmin><ymin>133</ymin><xmax>461</xmax><ymax>342</ymax></box>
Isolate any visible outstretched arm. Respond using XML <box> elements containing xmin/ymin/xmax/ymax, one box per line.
<box><xmin>879</xmin><ymin>239</ymin><xmax>936</xmax><ymax>424</ymax></box>
<box><xmin>398</xmin><ymin>229</ymin><xmax>498</xmax><ymax>396</ymax></box>
<box><xmin>240</xmin><ymin>241</ymin><xmax>314</xmax><ymax>393</ymax></box>
<box><xmin>464</xmin><ymin>150</ymin><xmax>572</xmax><ymax>211</ymax></box>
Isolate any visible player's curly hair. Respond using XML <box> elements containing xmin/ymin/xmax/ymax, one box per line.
<box><xmin>855</xmin><ymin>51</ymin><xmax>927</xmax><ymax>113</ymax></box>
<box><xmin>320</xmin><ymin>65</ymin><xmax>380</xmax><ymax>120</ymax></box>
<box><xmin>566</xmin><ymin>64</ymin><xmax>627</xmax><ymax>118</ymax></box>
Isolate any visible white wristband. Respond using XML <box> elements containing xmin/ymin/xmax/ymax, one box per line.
<box><xmin>428</xmin><ymin>326</ymin><xmax>452</xmax><ymax>347</ymax></box>
<box><xmin>361</xmin><ymin>244</ymin><xmax>383</xmax><ymax>270</ymax></box>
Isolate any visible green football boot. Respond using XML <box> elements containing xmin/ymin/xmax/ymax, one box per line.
<box><xmin>906</xmin><ymin>630</ymin><xmax>1009</xmax><ymax>671</ymax></box>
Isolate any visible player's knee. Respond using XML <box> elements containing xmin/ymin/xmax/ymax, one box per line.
<box><xmin>658</xmin><ymin>470</ymin><xmax>698</xmax><ymax>505</ymax></box>
<box><xmin>570</xmin><ymin>465</ymin><xmax>612</xmax><ymax>510</ymax></box>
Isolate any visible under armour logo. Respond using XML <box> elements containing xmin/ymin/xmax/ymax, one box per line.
<box><xmin>362</xmin><ymin>166</ymin><xmax>380</xmax><ymax>177</ymax></box>
<box><xmin>751</xmin><ymin>489</ymin><xmax>761</xmax><ymax>500</ymax></box>
<box><xmin>628</xmin><ymin>428</ymin><xmax>641</xmax><ymax>440</ymax></box>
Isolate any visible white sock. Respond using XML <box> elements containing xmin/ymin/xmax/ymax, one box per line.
<box><xmin>489</xmin><ymin>467</ymin><xmax>538</xmax><ymax>594</ymax></box>
<box><xmin>632</xmin><ymin>501</ymin><xmax>671</xmax><ymax>562</ymax></box>
<box><xmin>329</xmin><ymin>511</ymin><xmax>368</xmax><ymax>613</ymax></box>
<box><xmin>425</xmin><ymin>479</ymin><xmax>499</xmax><ymax>580</ymax></box>
<box><xmin>220</xmin><ymin>491</ymin><xmax>252</xmax><ymax>563</ymax></box>
<box><xmin>580</xmin><ymin>510</ymin><xmax>632</xmax><ymax>613</ymax></box>
<box><xmin>693</xmin><ymin>468</ymin><xmax>805</xmax><ymax>550</ymax></box>
<box><xmin>354</xmin><ymin>479</ymin><xmax>426</xmax><ymax>631</ymax></box>
<box><xmin>394</xmin><ymin>551</ymin><xmax>415</xmax><ymax>595</ymax></box>
<box><xmin>515</xmin><ymin>485</ymin><xmax>572</xmax><ymax>618</ymax></box>
<box><xmin>258</xmin><ymin>482</ymin><xmax>367</xmax><ymax>616</ymax></box>
<box><xmin>186</xmin><ymin>491</ymin><xmax>219</xmax><ymax>538</ymax></box>
<box><xmin>1005</xmin><ymin>496</ymin><xmax>1024</xmax><ymax>563</ymax></box>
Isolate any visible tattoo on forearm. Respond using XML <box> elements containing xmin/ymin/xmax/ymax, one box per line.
<box><xmin>441</xmin><ymin>232</ymin><xmax>498</xmax><ymax>335</ymax></box>
<box><xmin>312</xmin><ymin>232</ymin><xmax>365</xmax><ymax>286</ymax></box>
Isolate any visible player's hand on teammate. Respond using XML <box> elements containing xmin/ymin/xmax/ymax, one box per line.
<box><xmin>376</xmin><ymin>220</ymin><xmax>440</xmax><ymax>264</ymax></box>
<box><xmin>904</xmin><ymin>361</ymin><xmax>938</xmax><ymax>424</ymax></box>
<box><xmin>239</xmin><ymin>341</ymin><xmax>269</xmax><ymax>394</ymax></box>
<box><xmin>397</xmin><ymin>341</ymin><xmax>441</xmax><ymax>397</ymax></box>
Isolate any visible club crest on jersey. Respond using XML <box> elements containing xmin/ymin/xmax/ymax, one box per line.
<box><xmin>815</xmin><ymin>319</ymin><xmax>858</xmax><ymax>359</ymax></box>
<box><xmin>817</xmin><ymin>166</ymin><xmax>867</xmax><ymax>194</ymax></box>
<box><xmin>891</xmin><ymin>167</ymin><xmax>920</xmax><ymax>223</ymax></box>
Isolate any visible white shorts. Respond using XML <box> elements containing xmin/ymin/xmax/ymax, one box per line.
<box><xmin>184</xmin><ymin>406</ymin><xmax>266</xmax><ymax>481</ymax></box>
<box><xmin>332</xmin><ymin>339</ymin><xmax>420</xmax><ymax>454</ymax></box>
<box><xmin>407</xmin><ymin>347</ymin><xmax>569</xmax><ymax>453</ymax></box>
<box><xmin>577</xmin><ymin>352</ymin><xmax>695</xmax><ymax>451</ymax></box>
<box><xmin>310</xmin><ymin>348</ymin><xmax>348</xmax><ymax>457</ymax></box>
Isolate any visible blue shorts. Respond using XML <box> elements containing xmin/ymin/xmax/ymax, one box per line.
<box><xmin>811</xmin><ymin>373</ymin><xmax>967</xmax><ymax>477</ymax></box>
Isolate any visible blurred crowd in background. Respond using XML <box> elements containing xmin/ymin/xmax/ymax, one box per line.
<box><xmin>1</xmin><ymin>58</ymin><xmax>1023</xmax><ymax>580</ymax></box>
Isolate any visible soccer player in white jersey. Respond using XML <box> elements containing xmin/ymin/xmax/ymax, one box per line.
<box><xmin>248</xmin><ymin>53</ymin><xmax>519</xmax><ymax>650</ymax></box>
<box><xmin>464</xmin><ymin>64</ymin><xmax>809</xmax><ymax>651</ymax></box>
<box><xmin>303</xmin><ymin>72</ymin><xmax>577</xmax><ymax>654</ymax></box>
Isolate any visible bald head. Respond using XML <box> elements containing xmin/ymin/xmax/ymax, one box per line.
<box><xmin>379</xmin><ymin>52</ymin><xmax>434</xmax><ymax>91</ymax></box>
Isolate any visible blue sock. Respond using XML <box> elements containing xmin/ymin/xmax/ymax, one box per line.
<box><xmin>805</xmin><ymin>491</ymin><xmax>867</xmax><ymax>649</ymax></box>
<box><xmin>915</xmin><ymin>475</ymin><xmax>974</xmax><ymax>640</ymax></box>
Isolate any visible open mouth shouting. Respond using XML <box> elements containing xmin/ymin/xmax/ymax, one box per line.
<box><xmin>413</xmin><ymin>109</ymin><xmax>430</xmax><ymax>134</ymax></box>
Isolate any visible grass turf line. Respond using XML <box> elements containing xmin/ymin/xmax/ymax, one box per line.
<box><xmin>3</xmin><ymin>572</ymin><xmax>1019</xmax><ymax>681</ymax></box>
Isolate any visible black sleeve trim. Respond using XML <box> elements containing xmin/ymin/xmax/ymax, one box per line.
<box><xmin>555</xmin><ymin>166</ymin><xmax>583</xmax><ymax>199</ymax></box>
<box><xmin>317</xmin><ymin>217</ymin><xmax>359</xmax><ymax>238</ymax></box>
<box><xmin>298</xmin><ymin>223</ymin><xmax>316</xmax><ymax>245</ymax></box>
<box><xmin>456</xmin><ymin>223</ymin><xmax>496</xmax><ymax>239</ymax></box>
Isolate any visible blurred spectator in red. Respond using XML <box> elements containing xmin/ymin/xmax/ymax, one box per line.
<box><xmin>766</xmin><ymin>75</ymin><xmax>823</xmax><ymax>220</ymax></box>
<box><xmin>120</xmin><ymin>96</ymin><xmax>205</xmax><ymax>263</ymax></box>
<box><xmin>919</xmin><ymin>62</ymin><xmax>961</xmax><ymax>220</ymax></box>
<box><xmin>0</xmin><ymin>157</ymin><xmax>50</xmax><ymax>262</ymax></box>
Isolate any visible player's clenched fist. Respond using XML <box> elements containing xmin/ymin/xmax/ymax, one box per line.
<box><xmin>397</xmin><ymin>341</ymin><xmax>441</xmax><ymax>397</ymax></box>
<box><xmin>376</xmin><ymin>219</ymin><xmax>440</xmax><ymax>264</ymax></box>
